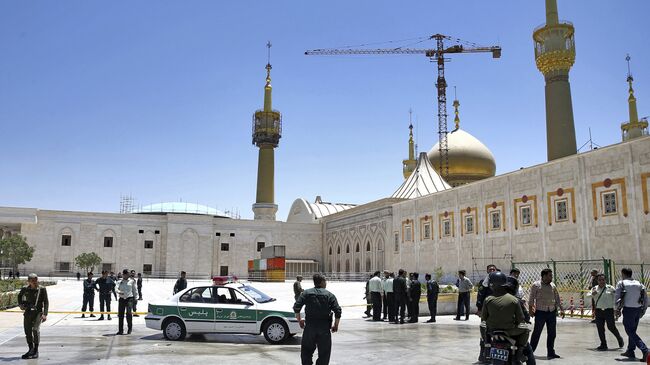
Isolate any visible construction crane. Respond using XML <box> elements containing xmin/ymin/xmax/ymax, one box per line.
<box><xmin>305</xmin><ymin>34</ymin><xmax>501</xmax><ymax>181</ymax></box>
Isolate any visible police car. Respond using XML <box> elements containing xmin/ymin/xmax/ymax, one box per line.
<box><xmin>145</xmin><ymin>281</ymin><xmax>301</xmax><ymax>344</ymax></box>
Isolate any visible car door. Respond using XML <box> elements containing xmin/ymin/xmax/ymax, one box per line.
<box><xmin>177</xmin><ymin>287</ymin><xmax>216</xmax><ymax>333</ymax></box>
<box><xmin>213</xmin><ymin>287</ymin><xmax>257</xmax><ymax>333</ymax></box>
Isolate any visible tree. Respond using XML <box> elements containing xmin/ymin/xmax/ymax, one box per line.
<box><xmin>0</xmin><ymin>234</ymin><xmax>35</xmax><ymax>272</ymax></box>
<box><xmin>74</xmin><ymin>252</ymin><xmax>102</xmax><ymax>274</ymax></box>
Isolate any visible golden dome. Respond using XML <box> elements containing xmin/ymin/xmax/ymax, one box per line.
<box><xmin>427</xmin><ymin>100</ymin><xmax>496</xmax><ymax>187</ymax></box>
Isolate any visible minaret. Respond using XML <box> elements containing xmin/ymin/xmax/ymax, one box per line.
<box><xmin>621</xmin><ymin>55</ymin><xmax>648</xmax><ymax>141</ymax></box>
<box><xmin>252</xmin><ymin>42</ymin><xmax>282</xmax><ymax>220</ymax></box>
<box><xmin>402</xmin><ymin>109</ymin><xmax>417</xmax><ymax>179</ymax></box>
<box><xmin>533</xmin><ymin>0</ymin><xmax>577</xmax><ymax>161</ymax></box>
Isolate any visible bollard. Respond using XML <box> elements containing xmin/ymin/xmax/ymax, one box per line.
<box><xmin>569</xmin><ymin>296</ymin><xmax>574</xmax><ymax>317</ymax></box>
<box><xmin>579</xmin><ymin>297</ymin><xmax>584</xmax><ymax>317</ymax></box>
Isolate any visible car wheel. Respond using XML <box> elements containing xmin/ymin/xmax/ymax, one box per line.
<box><xmin>163</xmin><ymin>318</ymin><xmax>186</xmax><ymax>341</ymax></box>
<box><xmin>263</xmin><ymin>318</ymin><xmax>289</xmax><ymax>344</ymax></box>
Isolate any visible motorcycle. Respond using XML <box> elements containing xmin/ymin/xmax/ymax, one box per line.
<box><xmin>485</xmin><ymin>331</ymin><xmax>524</xmax><ymax>365</ymax></box>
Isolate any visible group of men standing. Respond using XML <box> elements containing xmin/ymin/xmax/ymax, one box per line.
<box><xmin>79</xmin><ymin>269</ymin><xmax>143</xmax><ymax>335</ymax></box>
<box><xmin>364</xmin><ymin>270</ymin><xmax>439</xmax><ymax>324</ymax></box>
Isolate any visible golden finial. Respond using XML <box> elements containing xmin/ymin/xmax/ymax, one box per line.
<box><xmin>263</xmin><ymin>41</ymin><xmax>273</xmax><ymax>112</ymax></box>
<box><xmin>453</xmin><ymin>87</ymin><xmax>460</xmax><ymax>130</ymax></box>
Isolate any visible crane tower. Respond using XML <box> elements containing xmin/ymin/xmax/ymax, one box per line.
<box><xmin>305</xmin><ymin>34</ymin><xmax>500</xmax><ymax>181</ymax></box>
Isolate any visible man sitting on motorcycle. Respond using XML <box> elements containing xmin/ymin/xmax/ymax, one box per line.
<box><xmin>481</xmin><ymin>271</ymin><xmax>530</xmax><ymax>364</ymax></box>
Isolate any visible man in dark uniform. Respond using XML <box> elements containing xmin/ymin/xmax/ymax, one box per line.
<box><xmin>130</xmin><ymin>270</ymin><xmax>140</xmax><ymax>317</ymax></box>
<box><xmin>363</xmin><ymin>275</ymin><xmax>372</xmax><ymax>318</ymax></box>
<box><xmin>293</xmin><ymin>274</ymin><xmax>342</xmax><ymax>365</ymax></box>
<box><xmin>393</xmin><ymin>269</ymin><xmax>408</xmax><ymax>324</ymax></box>
<box><xmin>96</xmin><ymin>270</ymin><xmax>117</xmax><ymax>320</ymax></box>
<box><xmin>408</xmin><ymin>272</ymin><xmax>421</xmax><ymax>323</ymax></box>
<box><xmin>173</xmin><ymin>271</ymin><xmax>187</xmax><ymax>294</ymax></box>
<box><xmin>477</xmin><ymin>264</ymin><xmax>497</xmax><ymax>362</ymax></box>
<box><xmin>18</xmin><ymin>273</ymin><xmax>48</xmax><ymax>359</ymax></box>
<box><xmin>81</xmin><ymin>272</ymin><xmax>97</xmax><ymax>318</ymax></box>
<box><xmin>425</xmin><ymin>273</ymin><xmax>439</xmax><ymax>323</ymax></box>
<box><xmin>481</xmin><ymin>272</ymin><xmax>530</xmax><ymax>364</ymax></box>
<box><xmin>294</xmin><ymin>275</ymin><xmax>304</xmax><ymax>301</ymax></box>
<box><xmin>137</xmin><ymin>273</ymin><xmax>143</xmax><ymax>300</ymax></box>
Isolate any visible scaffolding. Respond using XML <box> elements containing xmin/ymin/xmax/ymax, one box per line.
<box><xmin>119</xmin><ymin>195</ymin><xmax>136</xmax><ymax>214</ymax></box>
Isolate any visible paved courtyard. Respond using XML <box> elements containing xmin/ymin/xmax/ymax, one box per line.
<box><xmin>0</xmin><ymin>278</ymin><xmax>648</xmax><ymax>364</ymax></box>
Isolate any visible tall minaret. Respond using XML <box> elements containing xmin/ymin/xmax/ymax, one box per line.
<box><xmin>252</xmin><ymin>42</ymin><xmax>282</xmax><ymax>220</ymax></box>
<box><xmin>402</xmin><ymin>109</ymin><xmax>417</xmax><ymax>179</ymax></box>
<box><xmin>533</xmin><ymin>0</ymin><xmax>577</xmax><ymax>161</ymax></box>
<box><xmin>621</xmin><ymin>55</ymin><xmax>648</xmax><ymax>141</ymax></box>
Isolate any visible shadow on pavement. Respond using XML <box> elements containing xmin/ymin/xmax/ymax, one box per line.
<box><xmin>137</xmin><ymin>333</ymin><xmax>302</xmax><ymax>346</ymax></box>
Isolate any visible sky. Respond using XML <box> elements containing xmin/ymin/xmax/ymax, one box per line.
<box><xmin>1</xmin><ymin>1</ymin><xmax>649</xmax><ymax>220</ymax></box>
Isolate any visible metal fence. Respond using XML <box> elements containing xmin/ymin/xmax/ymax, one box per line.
<box><xmin>511</xmin><ymin>259</ymin><xmax>612</xmax><ymax>318</ymax></box>
<box><xmin>611</xmin><ymin>262</ymin><xmax>650</xmax><ymax>289</ymax></box>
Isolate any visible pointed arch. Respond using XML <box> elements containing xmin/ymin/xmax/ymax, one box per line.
<box><xmin>355</xmin><ymin>243</ymin><xmax>360</xmax><ymax>252</ymax></box>
<box><xmin>328</xmin><ymin>245</ymin><xmax>332</xmax><ymax>255</ymax></box>
<box><xmin>346</xmin><ymin>244</ymin><xmax>350</xmax><ymax>254</ymax></box>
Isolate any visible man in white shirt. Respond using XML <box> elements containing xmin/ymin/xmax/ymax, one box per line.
<box><xmin>587</xmin><ymin>274</ymin><xmax>624</xmax><ymax>351</ymax></box>
<box><xmin>368</xmin><ymin>271</ymin><xmax>383</xmax><ymax>321</ymax></box>
<box><xmin>616</xmin><ymin>267</ymin><xmax>648</xmax><ymax>361</ymax></box>
<box><xmin>382</xmin><ymin>271</ymin><xmax>394</xmax><ymax>322</ymax></box>
<box><xmin>116</xmin><ymin>269</ymin><xmax>138</xmax><ymax>335</ymax></box>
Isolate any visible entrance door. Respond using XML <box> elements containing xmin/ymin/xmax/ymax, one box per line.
<box><xmin>213</xmin><ymin>287</ymin><xmax>257</xmax><ymax>333</ymax></box>
<box><xmin>177</xmin><ymin>287</ymin><xmax>216</xmax><ymax>333</ymax></box>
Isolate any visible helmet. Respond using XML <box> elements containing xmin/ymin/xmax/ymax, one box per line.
<box><xmin>504</xmin><ymin>276</ymin><xmax>519</xmax><ymax>295</ymax></box>
<box><xmin>488</xmin><ymin>271</ymin><xmax>507</xmax><ymax>290</ymax></box>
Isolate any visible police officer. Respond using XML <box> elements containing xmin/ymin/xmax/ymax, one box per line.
<box><xmin>81</xmin><ymin>272</ymin><xmax>97</xmax><ymax>318</ymax></box>
<box><xmin>116</xmin><ymin>269</ymin><xmax>137</xmax><ymax>335</ymax></box>
<box><xmin>129</xmin><ymin>270</ymin><xmax>140</xmax><ymax>317</ymax></box>
<box><xmin>18</xmin><ymin>273</ymin><xmax>48</xmax><ymax>359</ymax></box>
<box><xmin>408</xmin><ymin>272</ymin><xmax>421</xmax><ymax>323</ymax></box>
<box><xmin>96</xmin><ymin>270</ymin><xmax>117</xmax><ymax>320</ymax></box>
<box><xmin>294</xmin><ymin>275</ymin><xmax>304</xmax><ymax>301</ymax></box>
<box><xmin>173</xmin><ymin>271</ymin><xmax>187</xmax><ymax>294</ymax></box>
<box><xmin>293</xmin><ymin>273</ymin><xmax>342</xmax><ymax>365</ymax></box>
<box><xmin>481</xmin><ymin>272</ymin><xmax>530</xmax><ymax>364</ymax></box>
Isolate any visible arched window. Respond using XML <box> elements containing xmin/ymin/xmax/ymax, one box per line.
<box><xmin>337</xmin><ymin>245</ymin><xmax>341</xmax><ymax>255</ymax></box>
<box><xmin>346</xmin><ymin>245</ymin><xmax>350</xmax><ymax>254</ymax></box>
<box><xmin>366</xmin><ymin>242</ymin><xmax>371</xmax><ymax>252</ymax></box>
<box><xmin>328</xmin><ymin>246</ymin><xmax>332</xmax><ymax>255</ymax></box>
<box><xmin>355</xmin><ymin>243</ymin><xmax>360</xmax><ymax>252</ymax></box>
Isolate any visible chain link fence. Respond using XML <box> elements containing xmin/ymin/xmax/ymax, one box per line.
<box><xmin>511</xmin><ymin>259</ymin><xmax>611</xmax><ymax>319</ymax></box>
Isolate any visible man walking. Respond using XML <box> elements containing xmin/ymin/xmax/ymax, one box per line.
<box><xmin>455</xmin><ymin>270</ymin><xmax>472</xmax><ymax>321</ymax></box>
<box><xmin>18</xmin><ymin>273</ymin><xmax>48</xmax><ymax>359</ymax></box>
<box><xmin>173</xmin><ymin>271</ymin><xmax>187</xmax><ymax>294</ymax></box>
<box><xmin>368</xmin><ymin>271</ymin><xmax>383</xmax><ymax>321</ymax></box>
<box><xmin>96</xmin><ymin>271</ymin><xmax>117</xmax><ymax>321</ymax></box>
<box><xmin>425</xmin><ymin>273</ymin><xmax>439</xmax><ymax>323</ymax></box>
<box><xmin>408</xmin><ymin>272</ymin><xmax>421</xmax><ymax>323</ymax></box>
<box><xmin>81</xmin><ymin>272</ymin><xmax>97</xmax><ymax>318</ymax></box>
<box><xmin>587</xmin><ymin>273</ymin><xmax>624</xmax><ymax>351</ymax></box>
<box><xmin>294</xmin><ymin>275</ymin><xmax>304</xmax><ymax>301</ymax></box>
<box><xmin>529</xmin><ymin>268</ymin><xmax>564</xmax><ymax>359</ymax></box>
<box><xmin>381</xmin><ymin>271</ymin><xmax>389</xmax><ymax>320</ymax></box>
<box><xmin>116</xmin><ymin>269</ymin><xmax>137</xmax><ymax>335</ymax></box>
<box><xmin>384</xmin><ymin>272</ymin><xmax>395</xmax><ymax>322</ymax></box>
<box><xmin>393</xmin><ymin>269</ymin><xmax>408</xmax><ymax>324</ymax></box>
<box><xmin>293</xmin><ymin>274</ymin><xmax>342</xmax><ymax>365</ymax></box>
<box><xmin>616</xmin><ymin>267</ymin><xmax>648</xmax><ymax>361</ymax></box>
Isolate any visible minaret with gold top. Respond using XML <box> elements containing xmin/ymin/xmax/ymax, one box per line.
<box><xmin>533</xmin><ymin>0</ymin><xmax>577</xmax><ymax>161</ymax></box>
<box><xmin>252</xmin><ymin>42</ymin><xmax>282</xmax><ymax>220</ymax></box>
<box><xmin>621</xmin><ymin>55</ymin><xmax>648</xmax><ymax>141</ymax></box>
<box><xmin>402</xmin><ymin>109</ymin><xmax>417</xmax><ymax>179</ymax></box>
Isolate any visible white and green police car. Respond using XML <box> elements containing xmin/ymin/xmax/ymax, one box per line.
<box><xmin>145</xmin><ymin>282</ymin><xmax>301</xmax><ymax>344</ymax></box>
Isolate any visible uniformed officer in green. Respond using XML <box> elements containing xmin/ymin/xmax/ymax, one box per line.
<box><xmin>481</xmin><ymin>271</ymin><xmax>529</xmax><ymax>363</ymax></box>
<box><xmin>293</xmin><ymin>273</ymin><xmax>342</xmax><ymax>365</ymax></box>
<box><xmin>18</xmin><ymin>273</ymin><xmax>49</xmax><ymax>359</ymax></box>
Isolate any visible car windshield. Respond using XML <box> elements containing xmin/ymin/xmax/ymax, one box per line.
<box><xmin>239</xmin><ymin>285</ymin><xmax>275</xmax><ymax>303</ymax></box>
